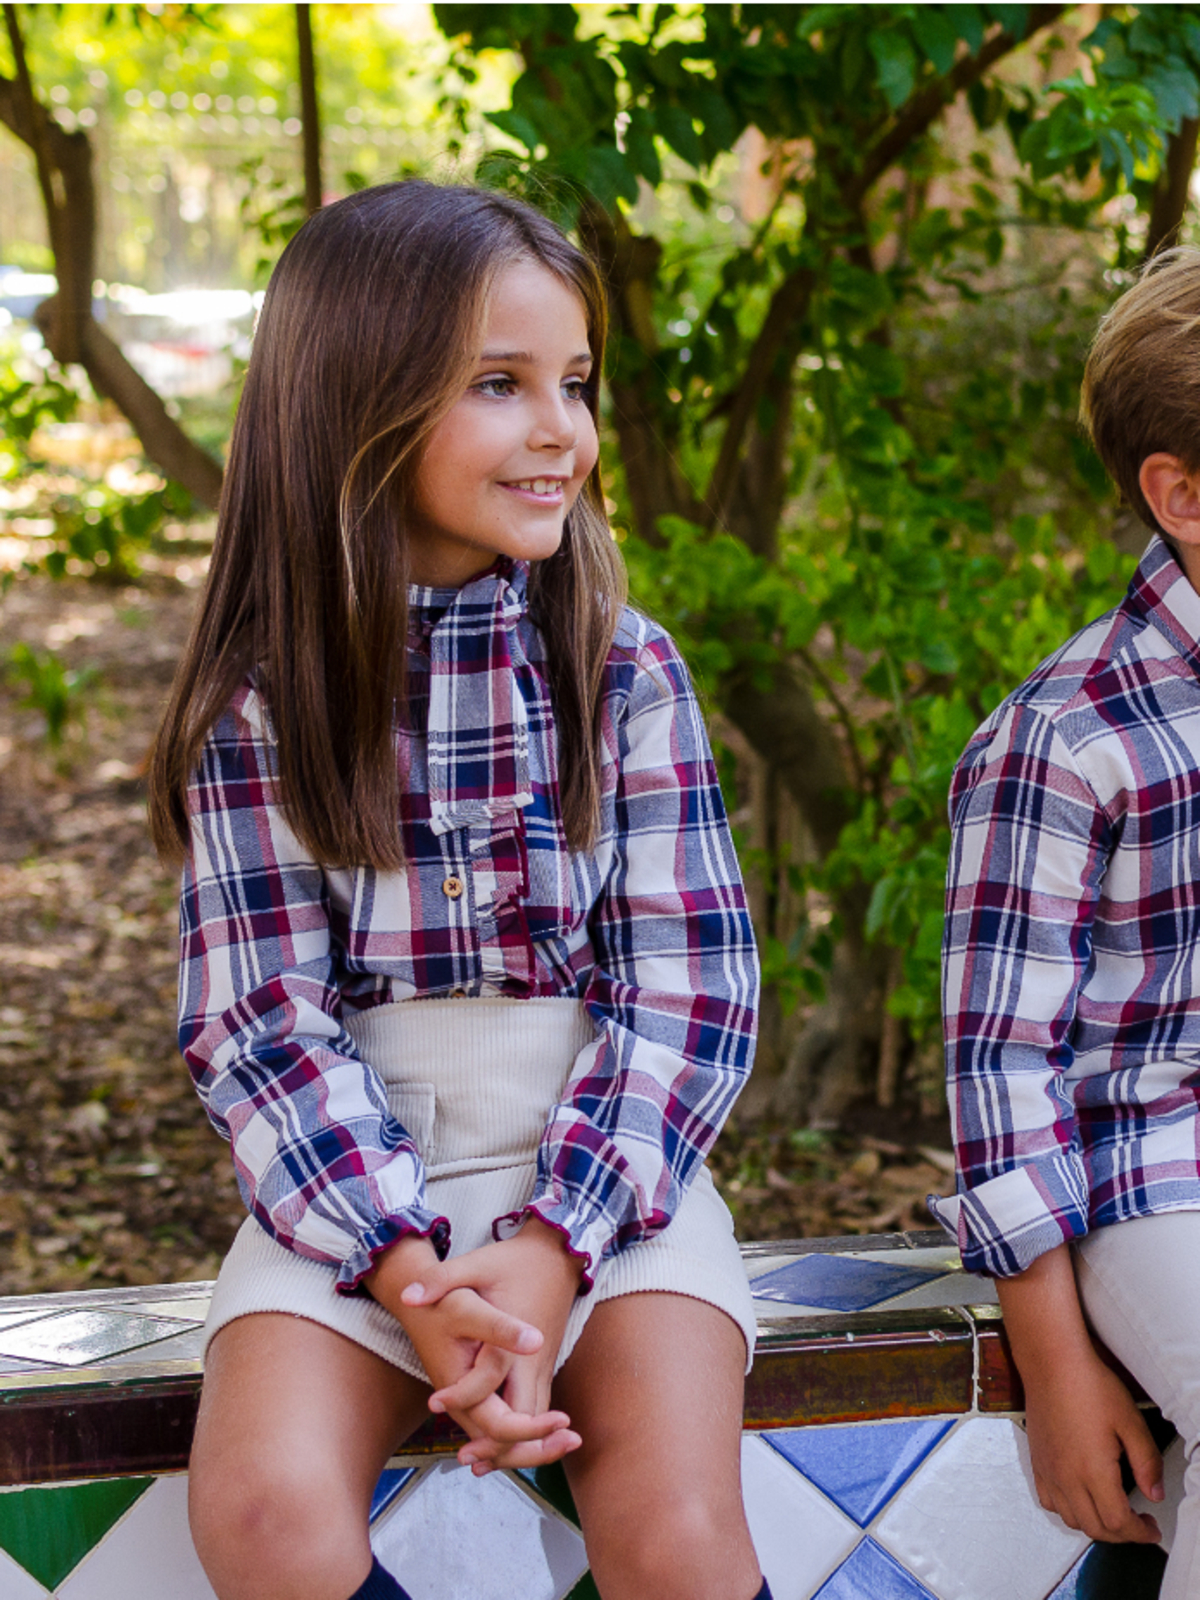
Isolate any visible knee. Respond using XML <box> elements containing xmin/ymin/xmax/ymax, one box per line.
<box><xmin>596</xmin><ymin>1490</ymin><xmax>755</xmax><ymax>1600</ymax></box>
<box><xmin>189</xmin><ymin>1453</ymin><xmax>363</xmax><ymax>1594</ymax></box>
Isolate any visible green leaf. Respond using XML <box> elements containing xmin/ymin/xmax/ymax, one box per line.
<box><xmin>624</xmin><ymin>119</ymin><xmax>662</xmax><ymax>186</ymax></box>
<box><xmin>986</xmin><ymin>5</ymin><xmax>1028</xmax><ymax>38</ymax></box>
<box><xmin>920</xmin><ymin>637</ymin><xmax>959</xmax><ymax>675</ymax></box>
<box><xmin>657</xmin><ymin>102</ymin><xmax>704</xmax><ymax>167</ymax></box>
<box><xmin>1143</xmin><ymin>64</ymin><xmax>1200</xmax><ymax>130</ymax></box>
<box><xmin>911</xmin><ymin>7</ymin><xmax>959</xmax><ymax>76</ymax></box>
<box><xmin>955</xmin><ymin>3</ymin><xmax>986</xmax><ymax>54</ymax></box>
<box><xmin>486</xmin><ymin>107</ymin><xmax>541</xmax><ymax>152</ymax></box>
<box><xmin>868</xmin><ymin>28</ymin><xmax>917</xmax><ymax>111</ymax></box>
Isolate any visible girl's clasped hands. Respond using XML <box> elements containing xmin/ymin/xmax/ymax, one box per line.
<box><xmin>366</xmin><ymin>1219</ymin><xmax>585</xmax><ymax>1475</ymax></box>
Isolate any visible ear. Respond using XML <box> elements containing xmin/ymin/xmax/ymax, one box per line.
<box><xmin>1139</xmin><ymin>453</ymin><xmax>1200</xmax><ymax>547</ymax></box>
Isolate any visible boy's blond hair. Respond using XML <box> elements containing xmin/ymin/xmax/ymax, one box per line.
<box><xmin>1081</xmin><ymin>248</ymin><xmax>1200</xmax><ymax>532</ymax></box>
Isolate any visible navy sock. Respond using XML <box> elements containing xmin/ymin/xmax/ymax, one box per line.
<box><xmin>755</xmin><ymin>1580</ymin><xmax>773</xmax><ymax>1600</ymax></box>
<box><xmin>347</xmin><ymin>1556</ymin><xmax>412</xmax><ymax>1600</ymax></box>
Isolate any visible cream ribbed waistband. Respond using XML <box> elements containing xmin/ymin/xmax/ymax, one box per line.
<box><xmin>345</xmin><ymin>997</ymin><xmax>597</xmax><ymax>1178</ymax></box>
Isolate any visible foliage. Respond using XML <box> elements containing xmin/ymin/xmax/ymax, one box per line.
<box><xmin>434</xmin><ymin>3</ymin><xmax>1200</xmax><ymax>1108</ymax></box>
<box><xmin>0</xmin><ymin>357</ymin><xmax>190</xmax><ymax>585</ymax></box>
<box><xmin>5</xmin><ymin>642</ymin><xmax>97</xmax><ymax>746</ymax></box>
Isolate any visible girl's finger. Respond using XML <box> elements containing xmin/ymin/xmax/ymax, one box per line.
<box><xmin>454</xmin><ymin>1300</ymin><xmax>543</xmax><ymax>1357</ymax></box>
<box><xmin>429</xmin><ymin>1348</ymin><xmax>512</xmax><ymax>1415</ymax></box>
<box><xmin>472</xmin><ymin>1429</ymin><xmax>583</xmax><ymax>1472</ymax></box>
<box><xmin>400</xmin><ymin>1258</ymin><xmax>470</xmax><ymax>1307</ymax></box>
<box><xmin>465</xmin><ymin>1393</ymin><xmax>572</xmax><ymax>1444</ymax></box>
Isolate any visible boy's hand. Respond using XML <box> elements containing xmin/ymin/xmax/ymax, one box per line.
<box><xmin>996</xmin><ymin>1242</ymin><xmax>1163</xmax><ymax>1545</ymax></box>
<box><xmin>400</xmin><ymin>1219</ymin><xmax>585</xmax><ymax>1472</ymax></box>
<box><xmin>1024</xmin><ymin>1352</ymin><xmax>1163</xmax><ymax>1544</ymax></box>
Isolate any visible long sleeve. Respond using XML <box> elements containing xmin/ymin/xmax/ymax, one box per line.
<box><xmin>178</xmin><ymin>686</ymin><xmax>449</xmax><ymax>1293</ymax></box>
<box><xmin>931</xmin><ymin>699</ymin><xmax>1113</xmax><ymax>1278</ymax></box>
<box><xmin>497</xmin><ymin>633</ymin><xmax>759</xmax><ymax>1284</ymax></box>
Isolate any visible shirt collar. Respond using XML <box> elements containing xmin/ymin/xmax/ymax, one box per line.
<box><xmin>1125</xmin><ymin>534</ymin><xmax>1200</xmax><ymax>674</ymax></box>
<box><xmin>408</xmin><ymin>557</ymin><xmax>527</xmax><ymax>617</ymax></box>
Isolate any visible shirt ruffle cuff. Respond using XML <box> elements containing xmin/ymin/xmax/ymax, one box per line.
<box><xmin>493</xmin><ymin>1198</ymin><xmax>599</xmax><ymax>1292</ymax></box>
<box><xmin>926</xmin><ymin>1147</ymin><xmax>1090</xmax><ymax>1278</ymax></box>
<box><xmin>335</xmin><ymin>1208</ymin><xmax>452</xmax><ymax>1296</ymax></box>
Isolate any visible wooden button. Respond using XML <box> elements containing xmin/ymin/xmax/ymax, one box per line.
<box><xmin>442</xmin><ymin>876</ymin><xmax>464</xmax><ymax>900</ymax></box>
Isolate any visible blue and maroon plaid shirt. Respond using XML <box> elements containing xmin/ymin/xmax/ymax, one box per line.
<box><xmin>931</xmin><ymin>536</ymin><xmax>1200</xmax><ymax>1277</ymax></box>
<box><xmin>178</xmin><ymin>559</ymin><xmax>758</xmax><ymax>1292</ymax></box>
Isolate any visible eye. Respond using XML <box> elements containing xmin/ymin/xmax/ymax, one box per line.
<box><xmin>562</xmin><ymin>375</ymin><xmax>592</xmax><ymax>402</ymax></box>
<box><xmin>474</xmin><ymin>376</ymin><xmax>518</xmax><ymax>398</ymax></box>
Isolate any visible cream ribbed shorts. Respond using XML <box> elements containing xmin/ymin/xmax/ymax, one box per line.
<box><xmin>203</xmin><ymin>997</ymin><xmax>756</xmax><ymax>1381</ymax></box>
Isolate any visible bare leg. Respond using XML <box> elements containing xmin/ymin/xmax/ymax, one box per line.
<box><xmin>189</xmin><ymin>1314</ymin><xmax>430</xmax><ymax>1600</ymax></box>
<box><xmin>554</xmin><ymin>1292</ymin><xmax>761</xmax><ymax>1600</ymax></box>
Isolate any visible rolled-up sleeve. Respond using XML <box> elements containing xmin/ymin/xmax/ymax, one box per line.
<box><xmin>930</xmin><ymin>701</ymin><xmax>1112</xmax><ymax>1277</ymax></box>
<box><xmin>179</xmin><ymin>688</ymin><xmax>449</xmax><ymax>1292</ymax></box>
<box><xmin>496</xmin><ymin>635</ymin><xmax>759</xmax><ymax>1285</ymax></box>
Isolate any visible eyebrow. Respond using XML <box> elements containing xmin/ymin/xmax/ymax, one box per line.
<box><xmin>480</xmin><ymin>349</ymin><xmax>593</xmax><ymax>364</ymax></box>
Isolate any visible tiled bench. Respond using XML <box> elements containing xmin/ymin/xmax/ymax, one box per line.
<box><xmin>0</xmin><ymin>1232</ymin><xmax>1179</xmax><ymax>1599</ymax></box>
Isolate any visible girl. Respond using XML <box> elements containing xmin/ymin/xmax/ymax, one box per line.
<box><xmin>148</xmin><ymin>182</ymin><xmax>770</xmax><ymax>1600</ymax></box>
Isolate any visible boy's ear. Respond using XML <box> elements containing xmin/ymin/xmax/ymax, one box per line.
<box><xmin>1139</xmin><ymin>453</ymin><xmax>1200</xmax><ymax>547</ymax></box>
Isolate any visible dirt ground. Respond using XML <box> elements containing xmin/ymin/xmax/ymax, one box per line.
<box><xmin>0</xmin><ymin>569</ymin><xmax>954</xmax><ymax>1296</ymax></box>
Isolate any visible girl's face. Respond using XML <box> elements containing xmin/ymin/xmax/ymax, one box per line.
<box><xmin>407</xmin><ymin>260</ymin><xmax>600</xmax><ymax>588</ymax></box>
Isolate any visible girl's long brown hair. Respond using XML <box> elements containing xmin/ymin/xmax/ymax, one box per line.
<box><xmin>148</xmin><ymin>182</ymin><xmax>626</xmax><ymax>869</ymax></box>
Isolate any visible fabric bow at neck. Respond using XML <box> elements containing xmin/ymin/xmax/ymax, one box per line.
<box><xmin>425</xmin><ymin>564</ymin><xmax>534</xmax><ymax>837</ymax></box>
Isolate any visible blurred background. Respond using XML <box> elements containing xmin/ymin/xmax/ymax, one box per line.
<box><xmin>0</xmin><ymin>2</ymin><xmax>1190</xmax><ymax>1295</ymax></box>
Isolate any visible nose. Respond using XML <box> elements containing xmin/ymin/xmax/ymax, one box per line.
<box><xmin>528</xmin><ymin>386</ymin><xmax>577</xmax><ymax>452</ymax></box>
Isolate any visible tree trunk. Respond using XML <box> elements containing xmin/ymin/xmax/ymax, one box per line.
<box><xmin>0</xmin><ymin>11</ymin><xmax>224</xmax><ymax>508</ymax></box>
<box><xmin>296</xmin><ymin>4</ymin><xmax>322</xmax><ymax>216</ymax></box>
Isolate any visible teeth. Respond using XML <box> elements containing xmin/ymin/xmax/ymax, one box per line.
<box><xmin>511</xmin><ymin>479</ymin><xmax>559</xmax><ymax>494</ymax></box>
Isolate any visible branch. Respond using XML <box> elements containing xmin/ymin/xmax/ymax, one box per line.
<box><xmin>705</xmin><ymin>6</ymin><xmax>1066</xmax><ymax>523</ymax></box>
<box><xmin>0</xmin><ymin>58</ymin><xmax>224</xmax><ymax>507</ymax></box>
<box><xmin>2</xmin><ymin>4</ymin><xmax>90</xmax><ymax>362</ymax></box>
<box><xmin>296</xmin><ymin>3</ymin><xmax>322</xmax><ymax>215</ymax></box>
<box><xmin>74</xmin><ymin>317</ymin><xmax>225</xmax><ymax>509</ymax></box>
<box><xmin>850</xmin><ymin>5</ymin><xmax>1067</xmax><ymax>207</ymax></box>
<box><xmin>724</xmin><ymin>658</ymin><xmax>856</xmax><ymax>861</ymax></box>
<box><xmin>704</xmin><ymin>265</ymin><xmax>815</xmax><ymax>526</ymax></box>
<box><xmin>579</xmin><ymin>200</ymin><xmax>705</xmax><ymax>540</ymax></box>
<box><xmin>1143</xmin><ymin>115</ymin><xmax>1199</xmax><ymax>261</ymax></box>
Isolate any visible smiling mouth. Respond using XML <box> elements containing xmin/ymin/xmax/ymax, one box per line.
<box><xmin>501</xmin><ymin>477</ymin><xmax>567</xmax><ymax>499</ymax></box>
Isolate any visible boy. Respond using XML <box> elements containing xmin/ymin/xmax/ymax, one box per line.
<box><xmin>931</xmin><ymin>249</ymin><xmax>1200</xmax><ymax>1600</ymax></box>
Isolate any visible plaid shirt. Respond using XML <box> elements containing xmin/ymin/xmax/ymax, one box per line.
<box><xmin>931</xmin><ymin>536</ymin><xmax>1200</xmax><ymax>1277</ymax></box>
<box><xmin>179</xmin><ymin>559</ymin><xmax>758</xmax><ymax>1292</ymax></box>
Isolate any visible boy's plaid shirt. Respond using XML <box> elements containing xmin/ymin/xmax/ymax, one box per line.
<box><xmin>931</xmin><ymin>535</ymin><xmax>1200</xmax><ymax>1277</ymax></box>
<box><xmin>179</xmin><ymin>560</ymin><xmax>758</xmax><ymax>1292</ymax></box>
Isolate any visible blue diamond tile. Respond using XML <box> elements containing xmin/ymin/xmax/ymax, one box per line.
<box><xmin>1045</xmin><ymin>1550</ymin><xmax>1088</xmax><ymax>1599</ymax></box>
<box><xmin>1045</xmin><ymin>1541</ymin><xmax>1167</xmax><ymax>1599</ymax></box>
<box><xmin>750</xmin><ymin>1254</ymin><xmax>949</xmax><ymax>1311</ymax></box>
<box><xmin>370</xmin><ymin>1467</ymin><xmax>416</xmax><ymax>1522</ymax></box>
<box><xmin>767</xmin><ymin>1417</ymin><xmax>956</xmax><ymax>1525</ymax></box>
<box><xmin>814</xmin><ymin>1539</ymin><xmax>937</xmax><ymax>1599</ymax></box>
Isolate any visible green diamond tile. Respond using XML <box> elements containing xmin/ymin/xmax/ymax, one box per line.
<box><xmin>0</xmin><ymin>1477</ymin><xmax>152</xmax><ymax>1588</ymax></box>
<box><xmin>565</xmin><ymin>1575</ymin><xmax>600</xmax><ymax>1600</ymax></box>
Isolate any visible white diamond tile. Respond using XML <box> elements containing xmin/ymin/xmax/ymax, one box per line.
<box><xmin>0</xmin><ymin>1545</ymin><xmax>50</xmax><ymax>1599</ymax></box>
<box><xmin>875</xmin><ymin>1275</ymin><xmax>998</xmax><ymax>1312</ymax></box>
<box><xmin>58</xmin><ymin>1476</ymin><xmax>217</xmax><ymax>1600</ymax></box>
<box><xmin>371</xmin><ymin>1461</ymin><xmax>587</xmax><ymax>1600</ymax></box>
<box><xmin>741</xmin><ymin>1435</ymin><xmax>860</xmax><ymax>1600</ymax></box>
<box><xmin>873</xmin><ymin>1417</ymin><xmax>1087</xmax><ymax>1600</ymax></box>
<box><xmin>746</xmin><ymin>1256</ymin><xmax>805</xmax><ymax>1283</ymax></box>
<box><xmin>109</xmin><ymin>1298</ymin><xmax>209</xmax><ymax>1323</ymax></box>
